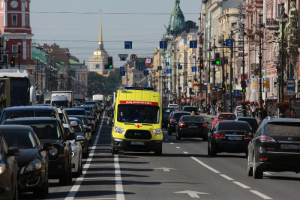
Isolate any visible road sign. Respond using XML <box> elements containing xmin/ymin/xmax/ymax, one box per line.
<box><xmin>174</xmin><ymin>190</ymin><xmax>209</xmax><ymax>198</ymax></box>
<box><xmin>125</xmin><ymin>41</ymin><xmax>132</xmax><ymax>49</ymax></box>
<box><xmin>120</xmin><ymin>67</ymin><xmax>125</xmax><ymax>71</ymax></box>
<box><xmin>158</xmin><ymin>66</ymin><xmax>162</xmax><ymax>70</ymax></box>
<box><xmin>127</xmin><ymin>79</ymin><xmax>129</xmax><ymax>81</ymax></box>
<box><xmin>189</xmin><ymin>40</ymin><xmax>197</xmax><ymax>48</ymax></box>
<box><xmin>287</xmin><ymin>79</ymin><xmax>295</xmax><ymax>90</ymax></box>
<box><xmin>143</xmin><ymin>70</ymin><xmax>149</xmax><ymax>75</ymax></box>
<box><xmin>130</xmin><ymin>54</ymin><xmax>137</xmax><ymax>61</ymax></box>
<box><xmin>166</xmin><ymin>69</ymin><xmax>172</xmax><ymax>74</ymax></box>
<box><xmin>120</xmin><ymin>71</ymin><xmax>125</xmax><ymax>76</ymax></box>
<box><xmin>166</xmin><ymin>62</ymin><xmax>170</xmax><ymax>66</ymax></box>
<box><xmin>139</xmin><ymin>66</ymin><xmax>143</xmax><ymax>71</ymax></box>
<box><xmin>226</xmin><ymin>39</ymin><xmax>233</xmax><ymax>47</ymax></box>
<box><xmin>216</xmin><ymin>83</ymin><xmax>221</xmax><ymax>87</ymax></box>
<box><xmin>286</xmin><ymin>91</ymin><xmax>295</xmax><ymax>95</ymax></box>
<box><xmin>178</xmin><ymin>65</ymin><xmax>182</xmax><ymax>70</ymax></box>
<box><xmin>203</xmin><ymin>85</ymin><xmax>207</xmax><ymax>89</ymax></box>
<box><xmin>154</xmin><ymin>167</ymin><xmax>176</xmax><ymax>172</ymax></box>
<box><xmin>178</xmin><ymin>87</ymin><xmax>182</xmax><ymax>90</ymax></box>
<box><xmin>226</xmin><ymin>83</ymin><xmax>233</xmax><ymax>91</ymax></box>
<box><xmin>233</xmin><ymin>90</ymin><xmax>240</xmax><ymax>96</ymax></box>
<box><xmin>36</xmin><ymin>65</ymin><xmax>41</xmax><ymax>70</ymax></box>
<box><xmin>160</xmin><ymin>41</ymin><xmax>168</xmax><ymax>49</ymax></box>
<box><xmin>146</xmin><ymin>58</ymin><xmax>152</xmax><ymax>64</ymax></box>
<box><xmin>194</xmin><ymin>86</ymin><xmax>198</xmax><ymax>91</ymax></box>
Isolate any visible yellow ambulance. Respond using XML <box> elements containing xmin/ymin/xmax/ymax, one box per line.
<box><xmin>111</xmin><ymin>87</ymin><xmax>163</xmax><ymax>155</ymax></box>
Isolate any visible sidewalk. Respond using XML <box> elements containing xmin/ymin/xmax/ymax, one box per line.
<box><xmin>199</xmin><ymin>112</ymin><xmax>215</xmax><ymax>119</ymax></box>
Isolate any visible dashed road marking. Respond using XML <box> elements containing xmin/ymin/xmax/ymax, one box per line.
<box><xmin>191</xmin><ymin>157</ymin><xmax>220</xmax><ymax>173</ymax></box>
<box><xmin>176</xmin><ymin>147</ymin><xmax>180</xmax><ymax>148</ymax></box>
<box><xmin>220</xmin><ymin>174</ymin><xmax>234</xmax><ymax>181</ymax></box>
<box><xmin>170</xmin><ymin>143</ymin><xmax>174</xmax><ymax>144</ymax></box>
<box><xmin>233</xmin><ymin>181</ymin><xmax>250</xmax><ymax>189</ymax></box>
<box><xmin>250</xmin><ymin>190</ymin><xmax>272</xmax><ymax>199</ymax></box>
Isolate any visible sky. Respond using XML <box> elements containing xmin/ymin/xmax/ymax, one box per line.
<box><xmin>31</xmin><ymin>0</ymin><xmax>202</xmax><ymax>67</ymax></box>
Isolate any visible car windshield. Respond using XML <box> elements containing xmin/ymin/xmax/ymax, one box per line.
<box><xmin>219</xmin><ymin>122</ymin><xmax>251</xmax><ymax>131</ymax></box>
<box><xmin>2</xmin><ymin>130</ymin><xmax>36</xmax><ymax>149</ymax></box>
<box><xmin>162</xmin><ymin>108</ymin><xmax>174</xmax><ymax>114</ymax></box>
<box><xmin>238</xmin><ymin>118</ymin><xmax>258</xmax><ymax>126</ymax></box>
<box><xmin>71</xmin><ymin>121</ymin><xmax>84</xmax><ymax>132</ymax></box>
<box><xmin>52</xmin><ymin>101</ymin><xmax>68</xmax><ymax>107</ymax></box>
<box><xmin>265</xmin><ymin>123</ymin><xmax>300</xmax><ymax>137</ymax></box>
<box><xmin>4</xmin><ymin>122</ymin><xmax>61</xmax><ymax>140</ymax></box>
<box><xmin>169</xmin><ymin>104</ymin><xmax>178</xmax><ymax>108</ymax></box>
<box><xmin>66</xmin><ymin>110</ymin><xmax>86</xmax><ymax>116</ymax></box>
<box><xmin>174</xmin><ymin>113</ymin><xmax>190</xmax><ymax>121</ymax></box>
<box><xmin>218</xmin><ymin>114</ymin><xmax>236</xmax><ymax>120</ymax></box>
<box><xmin>183</xmin><ymin>107</ymin><xmax>198</xmax><ymax>112</ymax></box>
<box><xmin>1</xmin><ymin>110</ymin><xmax>54</xmax><ymax>124</ymax></box>
<box><xmin>118</xmin><ymin>104</ymin><xmax>160</xmax><ymax>123</ymax></box>
<box><xmin>181</xmin><ymin>116</ymin><xmax>204</xmax><ymax>122</ymax></box>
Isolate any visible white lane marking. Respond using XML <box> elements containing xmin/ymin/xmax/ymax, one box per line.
<box><xmin>114</xmin><ymin>155</ymin><xmax>125</xmax><ymax>200</ymax></box>
<box><xmin>220</xmin><ymin>174</ymin><xmax>234</xmax><ymax>181</ymax></box>
<box><xmin>233</xmin><ymin>181</ymin><xmax>250</xmax><ymax>189</ymax></box>
<box><xmin>174</xmin><ymin>190</ymin><xmax>209</xmax><ymax>198</ymax></box>
<box><xmin>191</xmin><ymin>157</ymin><xmax>220</xmax><ymax>173</ymax></box>
<box><xmin>183</xmin><ymin>152</ymin><xmax>189</xmax><ymax>154</ymax></box>
<box><xmin>154</xmin><ymin>167</ymin><xmax>177</xmax><ymax>172</ymax></box>
<box><xmin>176</xmin><ymin>147</ymin><xmax>180</xmax><ymax>148</ymax></box>
<box><xmin>250</xmin><ymin>190</ymin><xmax>272</xmax><ymax>199</ymax></box>
<box><xmin>64</xmin><ymin>113</ymin><xmax>105</xmax><ymax>200</ymax></box>
<box><xmin>170</xmin><ymin>143</ymin><xmax>174</xmax><ymax>144</ymax></box>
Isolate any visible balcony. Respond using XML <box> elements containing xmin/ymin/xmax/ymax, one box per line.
<box><xmin>266</xmin><ymin>18</ymin><xmax>279</xmax><ymax>32</ymax></box>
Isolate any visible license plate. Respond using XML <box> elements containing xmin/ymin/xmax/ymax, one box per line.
<box><xmin>131</xmin><ymin>141</ymin><xmax>145</xmax><ymax>146</ymax></box>
<box><xmin>188</xmin><ymin>126</ymin><xmax>198</xmax><ymax>129</ymax></box>
<box><xmin>281</xmin><ymin>144</ymin><xmax>300</xmax><ymax>149</ymax></box>
<box><xmin>228</xmin><ymin>136</ymin><xmax>242</xmax><ymax>140</ymax></box>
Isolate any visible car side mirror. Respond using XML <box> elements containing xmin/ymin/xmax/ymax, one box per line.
<box><xmin>42</xmin><ymin>143</ymin><xmax>54</xmax><ymax>151</ymax></box>
<box><xmin>8</xmin><ymin>147</ymin><xmax>20</xmax><ymax>156</ymax></box>
<box><xmin>76</xmin><ymin>135</ymin><xmax>85</xmax><ymax>142</ymax></box>
<box><xmin>67</xmin><ymin>132</ymin><xmax>76</xmax><ymax>140</ymax></box>
<box><xmin>206</xmin><ymin>122</ymin><xmax>209</xmax><ymax>125</ymax></box>
<box><xmin>70</xmin><ymin>121</ymin><xmax>78</xmax><ymax>127</ymax></box>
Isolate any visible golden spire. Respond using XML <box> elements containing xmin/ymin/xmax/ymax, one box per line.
<box><xmin>99</xmin><ymin>10</ymin><xmax>103</xmax><ymax>45</ymax></box>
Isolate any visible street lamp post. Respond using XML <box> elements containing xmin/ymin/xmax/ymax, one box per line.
<box><xmin>229</xmin><ymin>26</ymin><xmax>235</xmax><ymax>113</ymax></box>
<box><xmin>257</xmin><ymin>9</ymin><xmax>264</xmax><ymax>124</ymax></box>
<box><xmin>221</xmin><ymin>31</ymin><xmax>226</xmax><ymax>111</ymax></box>
<box><xmin>211</xmin><ymin>35</ymin><xmax>217</xmax><ymax>88</ymax></box>
<box><xmin>17</xmin><ymin>42</ymin><xmax>21</xmax><ymax>69</ymax></box>
<box><xmin>240</xmin><ymin>18</ymin><xmax>247</xmax><ymax>117</ymax></box>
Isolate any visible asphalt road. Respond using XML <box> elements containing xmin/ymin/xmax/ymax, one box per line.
<box><xmin>19</xmin><ymin>113</ymin><xmax>300</xmax><ymax>200</ymax></box>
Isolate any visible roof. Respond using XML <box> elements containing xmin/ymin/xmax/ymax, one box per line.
<box><xmin>3</xmin><ymin>106</ymin><xmax>56</xmax><ymax>111</ymax></box>
<box><xmin>265</xmin><ymin>118</ymin><xmax>300</xmax><ymax>123</ymax></box>
<box><xmin>172</xmin><ymin>111</ymin><xmax>190</xmax><ymax>114</ymax></box>
<box><xmin>0</xmin><ymin>125</ymin><xmax>31</xmax><ymax>130</ymax></box>
<box><xmin>5</xmin><ymin>117</ymin><xmax>58</xmax><ymax>121</ymax></box>
<box><xmin>0</xmin><ymin>69</ymin><xmax>31</xmax><ymax>78</ymax></box>
<box><xmin>219</xmin><ymin>121</ymin><xmax>248</xmax><ymax>124</ymax></box>
<box><xmin>118</xmin><ymin>89</ymin><xmax>160</xmax><ymax>105</ymax></box>
<box><xmin>31</xmin><ymin>47</ymin><xmax>47</xmax><ymax>63</ymax></box>
<box><xmin>65</xmin><ymin>108</ymin><xmax>85</xmax><ymax>110</ymax></box>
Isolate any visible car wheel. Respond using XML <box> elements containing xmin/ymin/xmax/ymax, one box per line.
<box><xmin>253</xmin><ymin>154</ymin><xmax>263</xmax><ymax>179</ymax></box>
<box><xmin>209</xmin><ymin>141</ymin><xmax>217</xmax><ymax>157</ymax></box>
<box><xmin>59</xmin><ymin>165</ymin><xmax>70</xmax><ymax>186</ymax></box>
<box><xmin>111</xmin><ymin>144</ymin><xmax>118</xmax><ymax>155</ymax></box>
<box><xmin>154</xmin><ymin>149</ymin><xmax>162</xmax><ymax>156</ymax></box>
<box><xmin>247</xmin><ymin>153</ymin><xmax>253</xmax><ymax>177</ymax></box>
<box><xmin>167</xmin><ymin>128</ymin><xmax>172</xmax><ymax>136</ymax></box>
<box><xmin>33</xmin><ymin>172</ymin><xmax>48</xmax><ymax>199</ymax></box>
<box><xmin>74</xmin><ymin>154</ymin><xmax>82</xmax><ymax>178</ymax></box>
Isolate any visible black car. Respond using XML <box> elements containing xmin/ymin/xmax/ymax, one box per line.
<box><xmin>176</xmin><ymin>115</ymin><xmax>209</xmax><ymax>140</ymax></box>
<box><xmin>235</xmin><ymin>117</ymin><xmax>259</xmax><ymax>132</ymax></box>
<box><xmin>0</xmin><ymin>106</ymin><xmax>58</xmax><ymax>124</ymax></box>
<box><xmin>69</xmin><ymin>117</ymin><xmax>90</xmax><ymax>158</ymax></box>
<box><xmin>65</xmin><ymin>108</ymin><xmax>88</xmax><ymax>118</ymax></box>
<box><xmin>167</xmin><ymin>111</ymin><xmax>191</xmax><ymax>135</ymax></box>
<box><xmin>4</xmin><ymin>118</ymin><xmax>75</xmax><ymax>186</ymax></box>
<box><xmin>162</xmin><ymin>107</ymin><xmax>174</xmax><ymax>129</ymax></box>
<box><xmin>73</xmin><ymin>106</ymin><xmax>97</xmax><ymax>130</ymax></box>
<box><xmin>85</xmin><ymin>101</ymin><xmax>102</xmax><ymax>113</ymax></box>
<box><xmin>0</xmin><ymin>132</ymin><xmax>19</xmax><ymax>200</ymax></box>
<box><xmin>0</xmin><ymin>125</ymin><xmax>53</xmax><ymax>198</ymax></box>
<box><xmin>208</xmin><ymin>121</ymin><xmax>253</xmax><ymax>157</ymax></box>
<box><xmin>247</xmin><ymin>118</ymin><xmax>300</xmax><ymax>179</ymax></box>
<box><xmin>182</xmin><ymin>106</ymin><xmax>200</xmax><ymax>115</ymax></box>
<box><xmin>68</xmin><ymin>115</ymin><xmax>92</xmax><ymax>142</ymax></box>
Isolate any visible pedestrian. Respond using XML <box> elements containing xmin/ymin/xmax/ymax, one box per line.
<box><xmin>206</xmin><ymin>103</ymin><xmax>210</xmax><ymax>115</ymax></box>
<box><xmin>251</xmin><ymin>104</ymin><xmax>256</xmax><ymax>118</ymax></box>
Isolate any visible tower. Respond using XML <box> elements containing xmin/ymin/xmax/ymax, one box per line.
<box><xmin>0</xmin><ymin>0</ymin><xmax>34</xmax><ymax>67</ymax></box>
<box><xmin>164</xmin><ymin>0</ymin><xmax>186</xmax><ymax>36</ymax></box>
<box><xmin>89</xmin><ymin>10</ymin><xmax>110</xmax><ymax>76</ymax></box>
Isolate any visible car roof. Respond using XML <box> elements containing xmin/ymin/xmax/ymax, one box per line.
<box><xmin>69</xmin><ymin>117</ymin><xmax>81</xmax><ymax>121</ymax></box>
<box><xmin>5</xmin><ymin>117</ymin><xmax>58</xmax><ymax>122</ymax></box>
<box><xmin>265</xmin><ymin>118</ymin><xmax>300</xmax><ymax>123</ymax></box>
<box><xmin>3</xmin><ymin>106</ymin><xmax>56</xmax><ymax>111</ymax></box>
<box><xmin>65</xmin><ymin>108</ymin><xmax>85</xmax><ymax>110</ymax></box>
<box><xmin>0</xmin><ymin>125</ymin><xmax>31</xmax><ymax>130</ymax></box>
<box><xmin>236</xmin><ymin>117</ymin><xmax>256</xmax><ymax>120</ymax></box>
<box><xmin>68</xmin><ymin>115</ymin><xmax>87</xmax><ymax>118</ymax></box>
<box><xmin>219</xmin><ymin>112</ymin><xmax>235</xmax><ymax>115</ymax></box>
<box><xmin>172</xmin><ymin>111</ymin><xmax>190</xmax><ymax>114</ymax></box>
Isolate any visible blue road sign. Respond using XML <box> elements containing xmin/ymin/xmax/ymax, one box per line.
<box><xmin>226</xmin><ymin>39</ymin><xmax>234</xmax><ymax>47</ymax></box>
<box><xmin>120</xmin><ymin>67</ymin><xmax>125</xmax><ymax>71</ymax></box>
<box><xmin>132</xmin><ymin>84</ymin><xmax>134</xmax><ymax>87</ymax></box>
<box><xmin>233</xmin><ymin>90</ymin><xmax>240</xmax><ymax>96</ymax></box>
<box><xmin>158</xmin><ymin>66</ymin><xmax>162</xmax><ymax>70</ymax></box>
<box><xmin>125</xmin><ymin>41</ymin><xmax>132</xmax><ymax>49</ymax></box>
<box><xmin>192</xmin><ymin>66</ymin><xmax>197</xmax><ymax>72</ymax></box>
<box><xmin>160</xmin><ymin>41</ymin><xmax>168</xmax><ymax>49</ymax></box>
<box><xmin>178</xmin><ymin>65</ymin><xmax>182</xmax><ymax>70</ymax></box>
<box><xmin>203</xmin><ymin>85</ymin><xmax>207</xmax><ymax>89</ymax></box>
<box><xmin>139</xmin><ymin>66</ymin><xmax>143</xmax><ymax>71</ymax></box>
<box><xmin>127</xmin><ymin>79</ymin><xmax>129</xmax><ymax>81</ymax></box>
<box><xmin>226</xmin><ymin>84</ymin><xmax>231</xmax><ymax>91</ymax></box>
<box><xmin>165</xmin><ymin>88</ymin><xmax>168</xmax><ymax>91</ymax></box>
<box><xmin>166</xmin><ymin>69</ymin><xmax>172</xmax><ymax>74</ymax></box>
<box><xmin>166</xmin><ymin>62</ymin><xmax>170</xmax><ymax>66</ymax></box>
<box><xmin>120</xmin><ymin>71</ymin><xmax>125</xmax><ymax>76</ymax></box>
<box><xmin>287</xmin><ymin>79</ymin><xmax>295</xmax><ymax>90</ymax></box>
<box><xmin>144</xmin><ymin>70</ymin><xmax>149</xmax><ymax>75</ymax></box>
<box><xmin>190</xmin><ymin>40</ymin><xmax>197</xmax><ymax>48</ymax></box>
<box><xmin>217</xmin><ymin>83</ymin><xmax>222</xmax><ymax>87</ymax></box>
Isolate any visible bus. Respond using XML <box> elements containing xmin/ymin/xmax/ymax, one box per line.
<box><xmin>0</xmin><ymin>69</ymin><xmax>35</xmax><ymax>109</ymax></box>
<box><xmin>111</xmin><ymin>87</ymin><xmax>163</xmax><ymax>155</ymax></box>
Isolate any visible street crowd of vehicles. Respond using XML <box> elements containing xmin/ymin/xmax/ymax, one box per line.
<box><xmin>0</xmin><ymin>91</ymin><xmax>105</xmax><ymax>199</ymax></box>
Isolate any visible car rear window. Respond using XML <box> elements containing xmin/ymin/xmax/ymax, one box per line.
<box><xmin>181</xmin><ymin>116</ymin><xmax>204</xmax><ymax>122</ymax></box>
<box><xmin>183</xmin><ymin>107</ymin><xmax>198</xmax><ymax>112</ymax></box>
<box><xmin>1</xmin><ymin>110</ymin><xmax>54</xmax><ymax>124</ymax></box>
<box><xmin>174</xmin><ymin>113</ymin><xmax>190</xmax><ymax>120</ymax></box>
<box><xmin>265</xmin><ymin>123</ymin><xmax>300</xmax><ymax>137</ymax></box>
<box><xmin>218</xmin><ymin>114</ymin><xmax>236</xmax><ymax>120</ymax></box>
<box><xmin>219</xmin><ymin>122</ymin><xmax>251</xmax><ymax>130</ymax></box>
<box><xmin>238</xmin><ymin>118</ymin><xmax>258</xmax><ymax>126</ymax></box>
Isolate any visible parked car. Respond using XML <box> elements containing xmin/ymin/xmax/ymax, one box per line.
<box><xmin>0</xmin><ymin>132</ymin><xmax>19</xmax><ymax>200</ymax></box>
<box><xmin>247</xmin><ymin>118</ymin><xmax>300</xmax><ymax>179</ymax></box>
<box><xmin>208</xmin><ymin>121</ymin><xmax>253</xmax><ymax>157</ymax></box>
<box><xmin>168</xmin><ymin>104</ymin><xmax>180</xmax><ymax>110</ymax></box>
<box><xmin>212</xmin><ymin>113</ymin><xmax>236</xmax><ymax>129</ymax></box>
<box><xmin>69</xmin><ymin>117</ymin><xmax>90</xmax><ymax>158</ymax></box>
<box><xmin>162</xmin><ymin>107</ymin><xmax>174</xmax><ymax>129</ymax></box>
<box><xmin>167</xmin><ymin>111</ymin><xmax>191</xmax><ymax>135</ymax></box>
<box><xmin>235</xmin><ymin>117</ymin><xmax>259</xmax><ymax>131</ymax></box>
<box><xmin>182</xmin><ymin>106</ymin><xmax>200</xmax><ymax>115</ymax></box>
<box><xmin>4</xmin><ymin>117</ymin><xmax>74</xmax><ymax>186</ymax></box>
<box><xmin>0</xmin><ymin>106</ymin><xmax>58</xmax><ymax>124</ymax></box>
<box><xmin>1</xmin><ymin>125</ymin><xmax>53</xmax><ymax>198</ymax></box>
<box><xmin>176</xmin><ymin>115</ymin><xmax>209</xmax><ymax>140</ymax></box>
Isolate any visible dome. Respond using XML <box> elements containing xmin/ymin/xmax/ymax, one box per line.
<box><xmin>166</xmin><ymin>0</ymin><xmax>186</xmax><ymax>36</ymax></box>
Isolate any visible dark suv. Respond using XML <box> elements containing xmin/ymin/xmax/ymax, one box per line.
<box><xmin>4</xmin><ymin>117</ymin><xmax>74</xmax><ymax>185</ymax></box>
<box><xmin>247</xmin><ymin>118</ymin><xmax>300</xmax><ymax>179</ymax></box>
<box><xmin>167</xmin><ymin>111</ymin><xmax>191</xmax><ymax>135</ymax></box>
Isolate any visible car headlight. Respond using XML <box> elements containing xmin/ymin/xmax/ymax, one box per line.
<box><xmin>72</xmin><ymin>152</ymin><xmax>77</xmax><ymax>157</ymax></box>
<box><xmin>0</xmin><ymin>164</ymin><xmax>5</xmax><ymax>174</ymax></box>
<box><xmin>114</xmin><ymin>126</ymin><xmax>124</xmax><ymax>134</ymax></box>
<box><xmin>152</xmin><ymin>128</ymin><xmax>162</xmax><ymax>136</ymax></box>
<box><xmin>49</xmin><ymin>148</ymin><xmax>58</xmax><ymax>156</ymax></box>
<box><xmin>25</xmin><ymin>159</ymin><xmax>42</xmax><ymax>173</ymax></box>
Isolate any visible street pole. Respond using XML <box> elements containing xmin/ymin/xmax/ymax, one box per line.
<box><xmin>229</xmin><ymin>30</ymin><xmax>234</xmax><ymax>113</ymax></box>
<box><xmin>222</xmin><ymin>34</ymin><xmax>225</xmax><ymax>111</ymax></box>
<box><xmin>17</xmin><ymin>43</ymin><xmax>21</xmax><ymax>69</ymax></box>
<box><xmin>213</xmin><ymin>38</ymin><xmax>216</xmax><ymax>88</ymax></box>
<box><xmin>208</xmin><ymin>41</ymin><xmax>211</xmax><ymax>103</ymax></box>
<box><xmin>280</xmin><ymin>18</ymin><xmax>284</xmax><ymax>103</ymax></box>
<box><xmin>257</xmin><ymin>19</ymin><xmax>264</xmax><ymax>124</ymax></box>
<box><xmin>242</xmin><ymin>23</ymin><xmax>247</xmax><ymax>117</ymax></box>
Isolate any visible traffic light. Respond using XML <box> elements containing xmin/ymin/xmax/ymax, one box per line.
<box><xmin>214</xmin><ymin>53</ymin><xmax>221</xmax><ymax>65</ymax></box>
<box><xmin>200</xmin><ymin>59</ymin><xmax>204</xmax><ymax>69</ymax></box>
<box><xmin>2</xmin><ymin>55</ymin><xmax>7</xmax><ymax>66</ymax></box>
<box><xmin>106</xmin><ymin>57</ymin><xmax>113</xmax><ymax>69</ymax></box>
<box><xmin>10</xmin><ymin>58</ymin><xmax>15</xmax><ymax>67</ymax></box>
<box><xmin>222</xmin><ymin>85</ymin><xmax>226</xmax><ymax>93</ymax></box>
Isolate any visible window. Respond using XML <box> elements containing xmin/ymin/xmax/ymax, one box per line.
<box><xmin>96</xmin><ymin>64</ymin><xmax>100</xmax><ymax>69</ymax></box>
<box><xmin>12</xmin><ymin>15</ymin><xmax>17</xmax><ymax>25</ymax></box>
<box><xmin>2</xmin><ymin>131</ymin><xmax>36</xmax><ymax>148</ymax></box>
<box><xmin>1</xmin><ymin>15</ymin><xmax>3</xmax><ymax>26</ymax></box>
<box><xmin>25</xmin><ymin>15</ymin><xmax>28</xmax><ymax>26</ymax></box>
<box><xmin>12</xmin><ymin>45</ymin><xmax>18</xmax><ymax>57</ymax></box>
<box><xmin>231</xmin><ymin>22</ymin><xmax>237</xmax><ymax>28</ymax></box>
